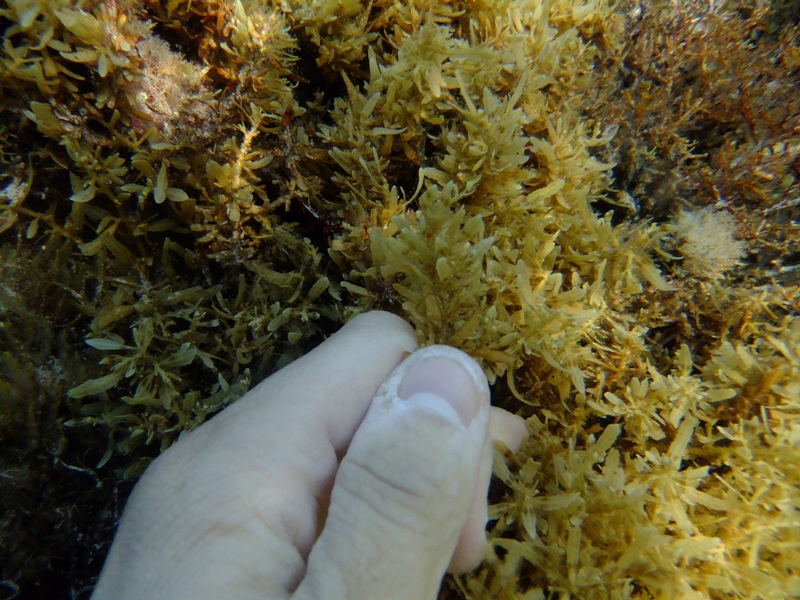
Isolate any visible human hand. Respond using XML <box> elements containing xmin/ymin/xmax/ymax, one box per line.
<box><xmin>91</xmin><ymin>311</ymin><xmax>528</xmax><ymax>600</ymax></box>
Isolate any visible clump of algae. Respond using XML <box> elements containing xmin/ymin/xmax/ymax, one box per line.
<box><xmin>673</xmin><ymin>207</ymin><xmax>745</xmax><ymax>280</ymax></box>
<box><xmin>0</xmin><ymin>0</ymin><xmax>798</xmax><ymax>597</ymax></box>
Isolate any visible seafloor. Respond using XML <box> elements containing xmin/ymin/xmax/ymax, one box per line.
<box><xmin>0</xmin><ymin>0</ymin><xmax>798</xmax><ymax>598</ymax></box>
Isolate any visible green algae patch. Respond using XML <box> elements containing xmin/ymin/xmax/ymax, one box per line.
<box><xmin>1</xmin><ymin>0</ymin><xmax>799</xmax><ymax>597</ymax></box>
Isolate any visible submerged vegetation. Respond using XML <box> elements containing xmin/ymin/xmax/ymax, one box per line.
<box><xmin>0</xmin><ymin>0</ymin><xmax>798</xmax><ymax>597</ymax></box>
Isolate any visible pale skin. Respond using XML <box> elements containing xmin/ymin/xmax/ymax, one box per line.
<box><xmin>92</xmin><ymin>311</ymin><xmax>528</xmax><ymax>600</ymax></box>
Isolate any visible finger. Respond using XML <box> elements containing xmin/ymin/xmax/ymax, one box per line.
<box><xmin>447</xmin><ymin>407</ymin><xmax>528</xmax><ymax>572</ymax></box>
<box><xmin>96</xmin><ymin>311</ymin><xmax>419</xmax><ymax>599</ymax></box>
<box><xmin>203</xmin><ymin>310</ymin><xmax>418</xmax><ymax>553</ymax></box>
<box><xmin>447</xmin><ymin>430</ymin><xmax>493</xmax><ymax>572</ymax></box>
<box><xmin>211</xmin><ymin>310</ymin><xmax>419</xmax><ymax>452</ymax></box>
<box><xmin>292</xmin><ymin>346</ymin><xmax>491</xmax><ymax>600</ymax></box>
<box><xmin>489</xmin><ymin>406</ymin><xmax>529</xmax><ymax>453</ymax></box>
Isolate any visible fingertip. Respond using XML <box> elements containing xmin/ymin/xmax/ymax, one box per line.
<box><xmin>396</xmin><ymin>346</ymin><xmax>489</xmax><ymax>426</ymax></box>
<box><xmin>489</xmin><ymin>407</ymin><xmax>529</xmax><ymax>453</ymax></box>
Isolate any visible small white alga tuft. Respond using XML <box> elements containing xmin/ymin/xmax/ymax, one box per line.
<box><xmin>674</xmin><ymin>207</ymin><xmax>746</xmax><ymax>279</ymax></box>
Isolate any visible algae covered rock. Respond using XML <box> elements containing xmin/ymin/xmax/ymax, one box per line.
<box><xmin>1</xmin><ymin>0</ymin><xmax>798</xmax><ymax>597</ymax></box>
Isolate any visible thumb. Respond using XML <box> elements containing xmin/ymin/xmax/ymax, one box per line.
<box><xmin>292</xmin><ymin>345</ymin><xmax>491</xmax><ymax>600</ymax></box>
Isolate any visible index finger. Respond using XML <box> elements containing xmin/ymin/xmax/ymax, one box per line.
<box><xmin>217</xmin><ymin>310</ymin><xmax>419</xmax><ymax>453</ymax></box>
